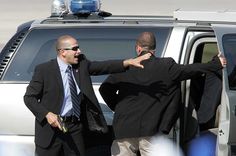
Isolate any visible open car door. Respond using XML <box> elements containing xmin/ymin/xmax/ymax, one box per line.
<box><xmin>213</xmin><ymin>25</ymin><xmax>236</xmax><ymax>156</ymax></box>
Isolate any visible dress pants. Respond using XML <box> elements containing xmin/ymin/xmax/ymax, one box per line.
<box><xmin>35</xmin><ymin>121</ymin><xmax>84</xmax><ymax>156</ymax></box>
<box><xmin>111</xmin><ymin>137</ymin><xmax>152</xmax><ymax>156</ymax></box>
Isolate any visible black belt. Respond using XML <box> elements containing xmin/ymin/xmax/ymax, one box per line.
<box><xmin>61</xmin><ymin>115</ymin><xmax>80</xmax><ymax>123</ymax></box>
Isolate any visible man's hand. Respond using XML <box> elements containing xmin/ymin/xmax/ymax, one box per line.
<box><xmin>46</xmin><ymin>112</ymin><xmax>62</xmax><ymax>130</ymax></box>
<box><xmin>123</xmin><ymin>53</ymin><xmax>151</xmax><ymax>68</ymax></box>
<box><xmin>218</xmin><ymin>53</ymin><xmax>227</xmax><ymax>67</ymax></box>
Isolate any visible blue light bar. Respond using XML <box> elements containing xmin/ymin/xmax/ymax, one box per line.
<box><xmin>70</xmin><ymin>0</ymin><xmax>100</xmax><ymax>14</ymax></box>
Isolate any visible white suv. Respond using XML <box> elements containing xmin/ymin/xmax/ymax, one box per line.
<box><xmin>1</xmin><ymin>5</ymin><xmax>236</xmax><ymax>156</ymax></box>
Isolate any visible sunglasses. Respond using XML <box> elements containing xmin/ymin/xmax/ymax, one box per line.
<box><xmin>61</xmin><ymin>46</ymin><xmax>80</xmax><ymax>51</ymax></box>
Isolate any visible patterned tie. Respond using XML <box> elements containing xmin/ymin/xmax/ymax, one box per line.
<box><xmin>67</xmin><ymin>66</ymin><xmax>81</xmax><ymax>118</ymax></box>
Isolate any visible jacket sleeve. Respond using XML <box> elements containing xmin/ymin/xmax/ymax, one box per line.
<box><xmin>77</xmin><ymin>54</ymin><xmax>126</xmax><ymax>75</ymax></box>
<box><xmin>99</xmin><ymin>75</ymin><xmax>119</xmax><ymax>111</ymax></box>
<box><xmin>169</xmin><ymin>56</ymin><xmax>223</xmax><ymax>82</ymax></box>
<box><xmin>89</xmin><ymin>59</ymin><xmax>126</xmax><ymax>75</ymax></box>
<box><xmin>23</xmin><ymin>65</ymin><xmax>49</xmax><ymax>123</ymax></box>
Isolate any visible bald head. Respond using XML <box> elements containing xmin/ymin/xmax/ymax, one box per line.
<box><xmin>136</xmin><ymin>32</ymin><xmax>156</xmax><ymax>52</ymax></box>
<box><xmin>56</xmin><ymin>35</ymin><xmax>77</xmax><ymax>53</ymax></box>
<box><xmin>55</xmin><ymin>35</ymin><xmax>80</xmax><ymax>64</ymax></box>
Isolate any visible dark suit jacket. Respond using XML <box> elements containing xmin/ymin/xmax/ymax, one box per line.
<box><xmin>24</xmin><ymin>54</ymin><xmax>125</xmax><ymax>148</ymax></box>
<box><xmin>197</xmin><ymin>70</ymin><xmax>222</xmax><ymax>124</ymax></box>
<box><xmin>99</xmin><ymin>53</ymin><xmax>222</xmax><ymax>139</ymax></box>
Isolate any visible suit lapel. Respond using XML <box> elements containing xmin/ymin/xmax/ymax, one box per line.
<box><xmin>52</xmin><ymin>59</ymin><xmax>64</xmax><ymax>96</ymax></box>
<box><xmin>75</xmin><ymin>61</ymin><xmax>100</xmax><ymax>108</ymax></box>
<box><xmin>73</xmin><ymin>68</ymin><xmax>80</xmax><ymax>86</ymax></box>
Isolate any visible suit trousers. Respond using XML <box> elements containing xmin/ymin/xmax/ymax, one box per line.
<box><xmin>35</xmin><ymin>122</ymin><xmax>85</xmax><ymax>156</ymax></box>
<box><xmin>111</xmin><ymin>137</ymin><xmax>152</xmax><ymax>156</ymax></box>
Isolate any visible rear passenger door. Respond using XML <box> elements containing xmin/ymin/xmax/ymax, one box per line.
<box><xmin>213</xmin><ymin>25</ymin><xmax>236</xmax><ymax>156</ymax></box>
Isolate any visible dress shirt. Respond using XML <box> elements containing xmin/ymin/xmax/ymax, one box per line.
<box><xmin>57</xmin><ymin>57</ymin><xmax>80</xmax><ymax>116</ymax></box>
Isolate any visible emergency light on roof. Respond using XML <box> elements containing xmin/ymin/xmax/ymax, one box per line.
<box><xmin>51</xmin><ymin>0</ymin><xmax>67</xmax><ymax>17</ymax></box>
<box><xmin>51</xmin><ymin>0</ymin><xmax>101</xmax><ymax>17</ymax></box>
<box><xmin>70</xmin><ymin>0</ymin><xmax>101</xmax><ymax>14</ymax></box>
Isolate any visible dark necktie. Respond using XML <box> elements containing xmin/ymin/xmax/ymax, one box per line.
<box><xmin>67</xmin><ymin>66</ymin><xmax>81</xmax><ymax>118</ymax></box>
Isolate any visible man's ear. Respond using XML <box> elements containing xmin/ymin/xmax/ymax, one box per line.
<box><xmin>60</xmin><ymin>50</ymin><xmax>66</xmax><ymax>57</ymax></box>
<box><xmin>136</xmin><ymin>45</ymin><xmax>143</xmax><ymax>55</ymax></box>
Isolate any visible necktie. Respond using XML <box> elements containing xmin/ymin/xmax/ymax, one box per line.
<box><xmin>67</xmin><ymin>66</ymin><xmax>81</xmax><ymax>118</ymax></box>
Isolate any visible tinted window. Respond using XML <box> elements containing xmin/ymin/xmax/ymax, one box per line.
<box><xmin>3</xmin><ymin>27</ymin><xmax>171</xmax><ymax>82</ymax></box>
<box><xmin>222</xmin><ymin>34</ymin><xmax>236</xmax><ymax>90</ymax></box>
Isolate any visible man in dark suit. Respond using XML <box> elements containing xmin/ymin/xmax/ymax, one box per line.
<box><xmin>23</xmin><ymin>35</ymin><xmax>151</xmax><ymax>156</ymax></box>
<box><xmin>99</xmin><ymin>32</ymin><xmax>226</xmax><ymax>156</ymax></box>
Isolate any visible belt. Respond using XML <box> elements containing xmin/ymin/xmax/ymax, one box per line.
<box><xmin>61</xmin><ymin>115</ymin><xmax>80</xmax><ymax>123</ymax></box>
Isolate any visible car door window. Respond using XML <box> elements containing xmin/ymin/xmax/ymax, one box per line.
<box><xmin>222</xmin><ymin>34</ymin><xmax>236</xmax><ymax>90</ymax></box>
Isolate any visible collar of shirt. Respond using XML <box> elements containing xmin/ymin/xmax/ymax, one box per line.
<box><xmin>57</xmin><ymin>57</ymin><xmax>71</xmax><ymax>73</ymax></box>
